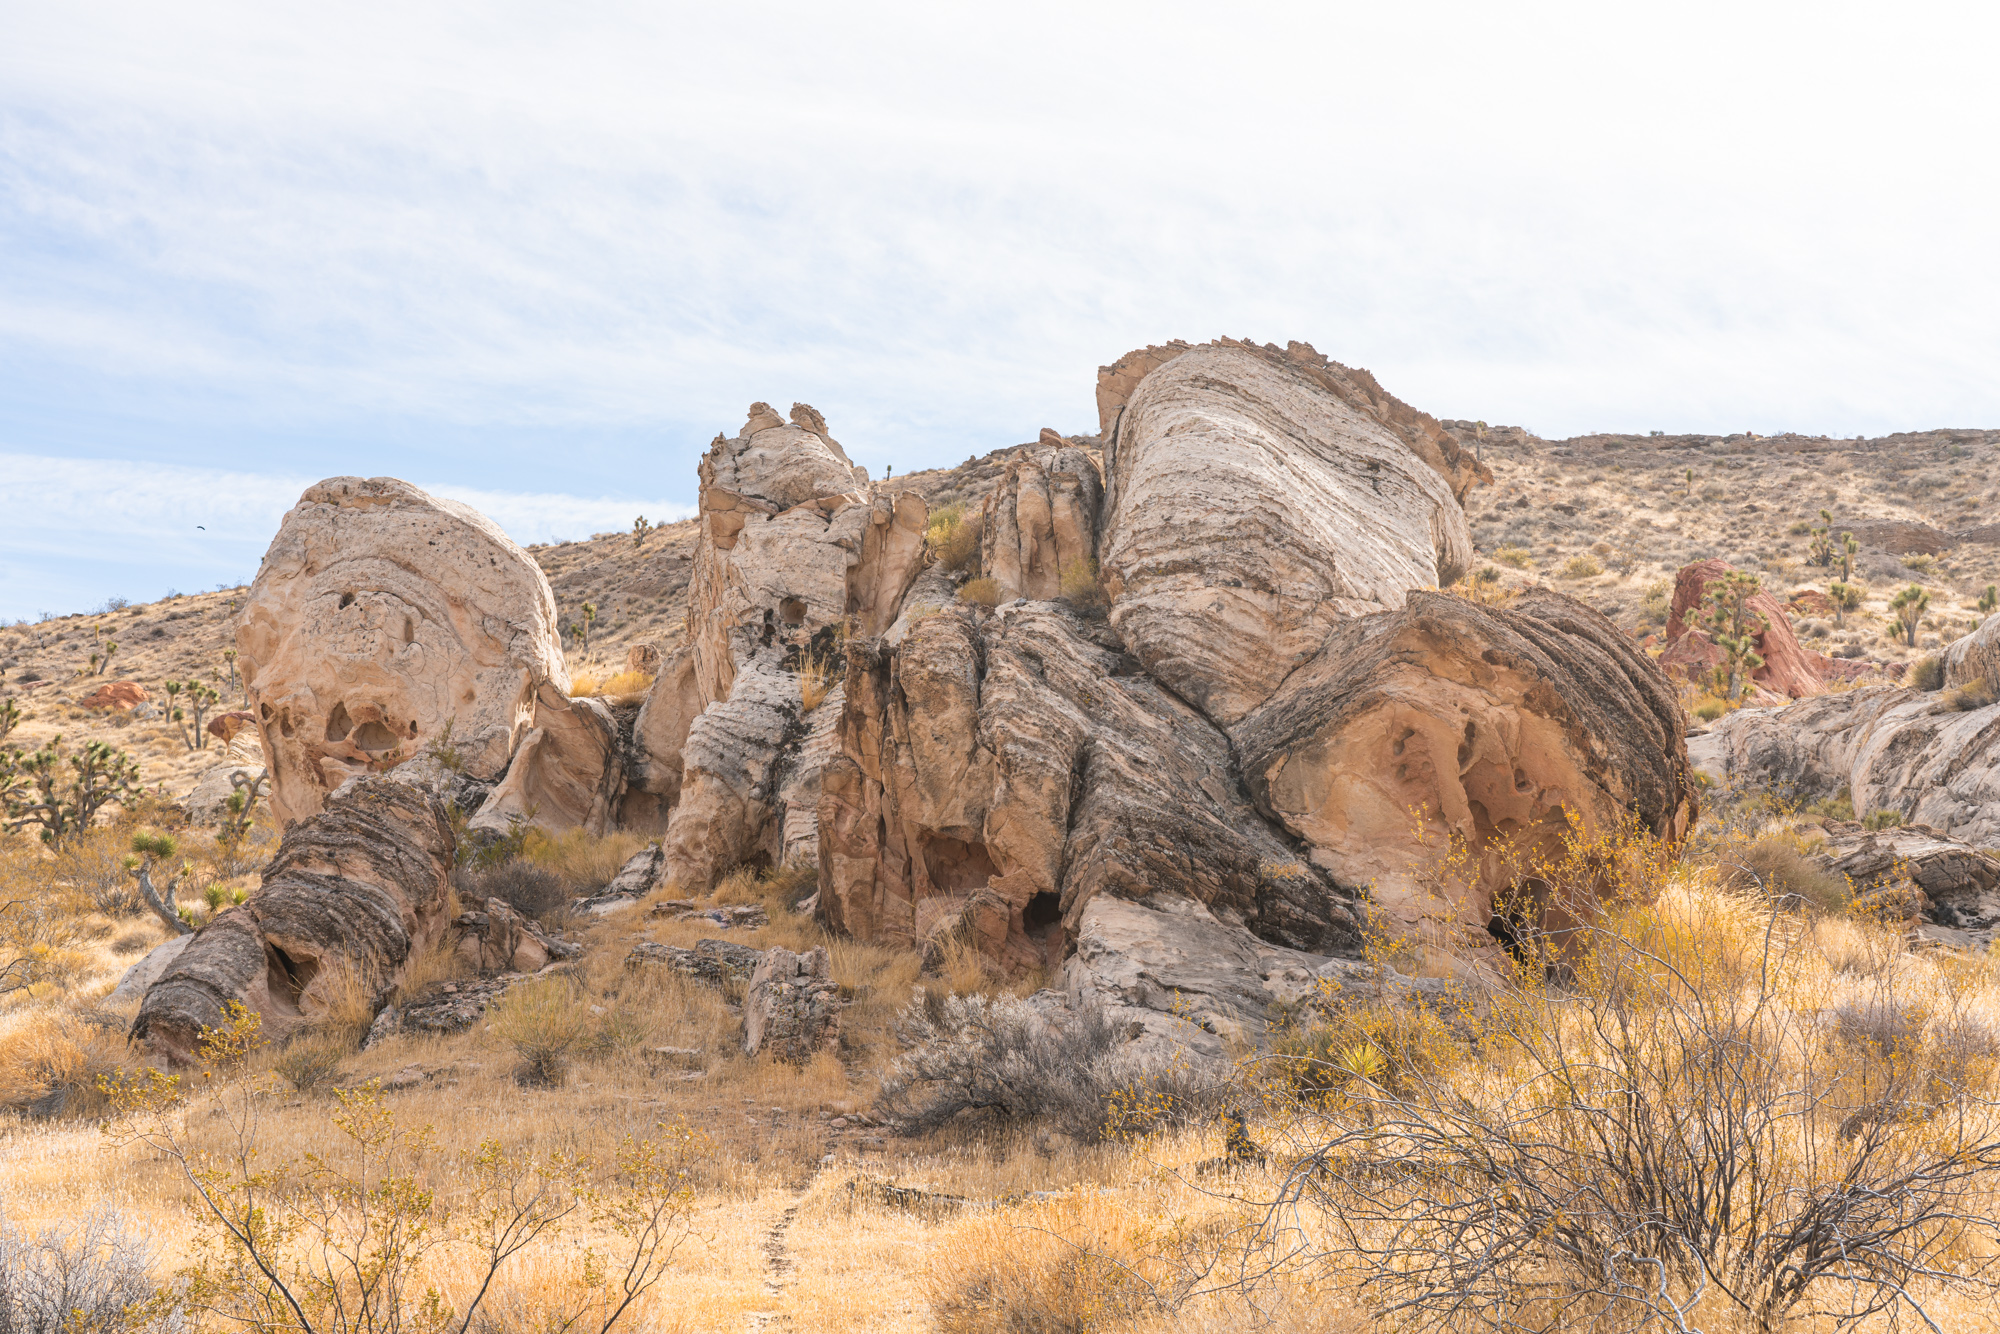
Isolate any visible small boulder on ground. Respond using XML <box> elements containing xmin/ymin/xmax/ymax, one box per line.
<box><xmin>452</xmin><ymin>896</ymin><xmax>577</xmax><ymax>974</ymax></box>
<box><xmin>743</xmin><ymin>946</ymin><xmax>840</xmax><ymax>1063</ymax></box>
<box><xmin>626</xmin><ymin>938</ymin><xmax>763</xmax><ymax>987</ymax></box>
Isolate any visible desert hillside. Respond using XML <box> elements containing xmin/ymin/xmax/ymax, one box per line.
<box><xmin>4</xmin><ymin>349</ymin><xmax>2000</xmax><ymax>1334</ymax></box>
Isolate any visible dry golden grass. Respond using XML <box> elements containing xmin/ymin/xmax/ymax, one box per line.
<box><xmin>521</xmin><ymin>825</ymin><xmax>649</xmax><ymax>890</ymax></box>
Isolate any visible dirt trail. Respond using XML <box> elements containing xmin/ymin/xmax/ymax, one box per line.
<box><xmin>745</xmin><ymin>1188</ymin><xmax>805</xmax><ymax>1332</ymax></box>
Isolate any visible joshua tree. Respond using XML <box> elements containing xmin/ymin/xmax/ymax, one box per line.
<box><xmin>0</xmin><ymin>734</ymin><xmax>142</xmax><ymax>847</ymax></box>
<box><xmin>0</xmin><ymin>697</ymin><xmax>19</xmax><ymax>743</ymax></box>
<box><xmin>1889</xmin><ymin>583</ymin><xmax>1931</xmax><ymax>647</ymax></box>
<box><xmin>216</xmin><ymin>770</ymin><xmax>269</xmax><ymax>868</ymax></box>
<box><xmin>1980</xmin><ymin>584</ymin><xmax>1999</xmax><ymax>615</ymax></box>
<box><xmin>1806</xmin><ymin>510</ymin><xmax>1835</xmax><ymax>567</ymax></box>
<box><xmin>632</xmin><ymin>515</ymin><xmax>653</xmax><ymax>550</ymax></box>
<box><xmin>128</xmin><ymin>831</ymin><xmax>194</xmax><ymax>935</ymax></box>
<box><xmin>164</xmin><ymin>678</ymin><xmax>221</xmax><ymax>751</ymax></box>
<box><xmin>1828</xmin><ymin>581</ymin><xmax>1863</xmax><ymax>628</ymax></box>
<box><xmin>1838</xmin><ymin>533</ymin><xmax>1859</xmax><ymax>583</ymax></box>
<box><xmin>580</xmin><ymin>602</ymin><xmax>598</xmax><ymax>651</ymax></box>
<box><xmin>221</xmin><ymin>647</ymin><xmax>241</xmax><ymax>697</ymax></box>
<box><xmin>1703</xmin><ymin>570</ymin><xmax>1767</xmax><ymax>701</ymax></box>
<box><xmin>1684</xmin><ymin>467</ymin><xmax>1695</xmax><ymax>496</ymax></box>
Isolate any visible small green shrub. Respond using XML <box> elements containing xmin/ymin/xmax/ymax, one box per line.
<box><xmin>1494</xmin><ymin>547</ymin><xmax>1533</xmax><ymax>569</ymax></box>
<box><xmin>927</xmin><ymin>504</ymin><xmax>982</xmax><ymax>574</ymax></box>
<box><xmin>1058</xmin><ymin>558</ymin><xmax>1108</xmax><ymax>616</ymax></box>
<box><xmin>1559</xmin><ymin>555</ymin><xmax>1603</xmax><ymax>580</ymax></box>
<box><xmin>1692</xmin><ymin>698</ymin><xmax>1728</xmax><ymax>721</ymax></box>
<box><xmin>1910</xmin><ymin>655</ymin><xmax>1946</xmax><ymax>691</ymax></box>
<box><xmin>1863</xmin><ymin>809</ymin><xmax>1905</xmax><ymax>831</ymax></box>
<box><xmin>1944</xmin><ymin>678</ymin><xmax>1997</xmax><ymax>712</ymax></box>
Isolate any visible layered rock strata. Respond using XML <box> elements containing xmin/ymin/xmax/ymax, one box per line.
<box><xmin>237</xmin><ymin>477</ymin><xmax>567</xmax><ymax>826</ymax></box>
<box><xmin>1099</xmin><ymin>342</ymin><xmax>1477</xmax><ymax>725</ymax></box>
<box><xmin>1944</xmin><ymin>612</ymin><xmax>2000</xmax><ymax>691</ymax></box>
<box><xmin>132</xmin><ymin>778</ymin><xmax>454</xmax><ymax>1063</ymax></box>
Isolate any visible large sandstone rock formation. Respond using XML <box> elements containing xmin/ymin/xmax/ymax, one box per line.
<box><xmin>980</xmin><ymin>431</ymin><xmax>1103</xmax><ymax>602</ymax></box>
<box><xmin>1233</xmin><ymin>588</ymin><xmax>1695</xmax><ymax>945</ymax></box>
<box><xmin>645</xmin><ymin>404</ymin><xmax>931</xmax><ymax>891</ymax></box>
<box><xmin>818</xmin><ymin>600</ymin><xmax>1367</xmax><ymax>1043</ymax></box>
<box><xmin>1098</xmin><ymin>341</ymin><xmax>1478</xmax><ymax>725</ymax></box>
<box><xmin>1689</xmin><ymin>685</ymin><xmax>2000</xmax><ymax>847</ymax></box>
<box><xmin>237</xmin><ymin>478</ymin><xmax>568</xmax><ymax>826</ymax></box>
<box><xmin>131</xmin><ymin>778</ymin><xmax>454</xmax><ymax>1064</ymax></box>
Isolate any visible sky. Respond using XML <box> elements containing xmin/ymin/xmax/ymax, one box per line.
<box><xmin>4</xmin><ymin>1</ymin><xmax>1998</xmax><ymax>621</ymax></box>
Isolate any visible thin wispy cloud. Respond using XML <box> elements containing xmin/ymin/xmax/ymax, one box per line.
<box><xmin>3</xmin><ymin>2</ymin><xmax>1998</xmax><ymax>617</ymax></box>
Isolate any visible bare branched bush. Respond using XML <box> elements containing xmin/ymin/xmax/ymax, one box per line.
<box><xmin>0</xmin><ymin>1209</ymin><xmax>157</xmax><ymax>1334</ymax></box>
<box><xmin>494</xmin><ymin>975</ymin><xmax>593</xmax><ymax>1087</ymax></box>
<box><xmin>1264</xmin><ymin>893</ymin><xmax>2000</xmax><ymax>1333</ymax></box>
<box><xmin>879</xmin><ymin>992</ymin><xmax>1220</xmax><ymax>1144</ymax></box>
<box><xmin>455</xmin><ymin>861</ymin><xmax>567</xmax><ymax>922</ymax></box>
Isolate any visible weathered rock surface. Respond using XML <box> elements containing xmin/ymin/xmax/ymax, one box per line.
<box><xmin>1689</xmin><ymin>686</ymin><xmax>2000</xmax><ymax>846</ymax></box>
<box><xmin>237</xmin><ymin>477</ymin><xmax>566</xmax><ymax>826</ymax></box>
<box><xmin>626</xmin><ymin>938</ymin><xmax>763</xmax><ymax>987</ymax></box>
<box><xmin>1233</xmin><ymin>588</ymin><xmax>1695</xmax><ymax>945</ymax></box>
<box><xmin>452</xmin><ymin>896</ymin><xmax>576</xmax><ymax>974</ymax></box>
<box><xmin>1099</xmin><ymin>342</ymin><xmax>1477</xmax><ymax>725</ymax></box>
<box><xmin>468</xmin><ymin>686</ymin><xmax>625</xmax><ymax>837</ymax></box>
<box><xmin>629</xmin><ymin>646</ymin><xmax>701</xmax><ymax>815</ymax></box>
<box><xmin>1944</xmin><ymin>612</ymin><xmax>2000</xmax><ymax>691</ymax></box>
<box><xmin>182</xmin><ymin>761</ymin><xmax>268</xmax><ymax>823</ymax></box>
<box><xmin>818</xmin><ymin>601</ymin><xmax>1365</xmax><ymax>989</ymax></box>
<box><xmin>1096</xmin><ymin>338</ymin><xmax>1490</xmax><ymax>503</ymax></box>
<box><xmin>1810</xmin><ymin>820</ymin><xmax>2000</xmax><ymax>904</ymax></box>
<box><xmin>132</xmin><ymin>777</ymin><xmax>454</xmax><ymax>1063</ymax></box>
<box><xmin>980</xmin><ymin>438</ymin><xmax>1103</xmax><ymax>602</ymax></box>
<box><xmin>1661</xmin><ymin>559</ymin><xmax>1831</xmax><ymax>699</ymax></box>
<box><xmin>105</xmin><ymin>935</ymin><xmax>193</xmax><ymax>1007</ymax></box>
<box><xmin>207</xmin><ymin>710</ymin><xmax>257</xmax><ymax>744</ymax></box>
<box><xmin>660</xmin><ymin>638</ymin><xmax>803</xmax><ymax>892</ymax></box>
<box><xmin>743</xmin><ymin>945</ymin><xmax>840</xmax><ymax>1062</ymax></box>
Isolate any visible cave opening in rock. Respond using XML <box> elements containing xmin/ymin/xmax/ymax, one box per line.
<box><xmin>325</xmin><ymin>702</ymin><xmax>353</xmax><ymax>742</ymax></box>
<box><xmin>265</xmin><ymin>944</ymin><xmax>318</xmax><ymax>1014</ymax></box>
<box><xmin>778</xmin><ymin>596</ymin><xmax>807</xmax><ymax>626</ymax></box>
<box><xmin>920</xmin><ymin>833</ymin><xmax>998</xmax><ymax>895</ymax></box>
<box><xmin>1023</xmin><ymin>891</ymin><xmax>1062</xmax><ymax>933</ymax></box>
<box><xmin>352</xmin><ymin>720</ymin><xmax>400</xmax><ymax>751</ymax></box>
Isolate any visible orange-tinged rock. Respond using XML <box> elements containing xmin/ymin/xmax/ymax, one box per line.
<box><xmin>80</xmin><ymin>681</ymin><xmax>148</xmax><ymax>712</ymax></box>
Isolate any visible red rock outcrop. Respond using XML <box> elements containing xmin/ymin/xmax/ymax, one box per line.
<box><xmin>206</xmin><ymin>710</ymin><xmax>257</xmax><ymax>743</ymax></box>
<box><xmin>80</xmin><ymin>681</ymin><xmax>147</xmax><ymax>712</ymax></box>
<box><xmin>131</xmin><ymin>777</ymin><xmax>454</xmax><ymax>1064</ymax></box>
<box><xmin>1661</xmin><ymin>559</ymin><xmax>1832</xmax><ymax>699</ymax></box>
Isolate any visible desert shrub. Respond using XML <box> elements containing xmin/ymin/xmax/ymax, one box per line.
<box><xmin>797</xmin><ymin>651</ymin><xmax>836</xmax><ymax>712</ymax></box>
<box><xmin>0</xmin><ymin>1209</ymin><xmax>157</xmax><ymax>1334</ymax></box>
<box><xmin>519</xmin><ymin>826</ymin><xmax>646</xmax><ymax>893</ymax></box>
<box><xmin>1720</xmin><ymin>832</ymin><xmax>1850</xmax><ymax>911</ymax></box>
<box><xmin>0</xmin><ymin>1008</ymin><xmax>125</xmax><ymax>1119</ymax></box>
<box><xmin>1863</xmin><ymin>808</ymin><xmax>1906</xmax><ymax>830</ymax></box>
<box><xmin>1902</xmin><ymin>552</ymin><xmax>1938</xmax><ymax>575</ymax></box>
<box><xmin>51</xmin><ymin>825</ymin><xmax>145</xmax><ymax>917</ymax></box>
<box><xmin>566</xmin><ymin>670</ymin><xmax>602</xmax><ymax>698</ymax></box>
<box><xmin>1945</xmin><ymin>678</ymin><xmax>1997</xmax><ymax>711</ymax></box>
<box><xmin>878</xmin><ymin>992</ymin><xmax>1219</xmax><ymax>1143</ymax></box>
<box><xmin>1691</xmin><ymin>697</ymin><xmax>1728</xmax><ymax>721</ymax></box>
<box><xmin>270</xmin><ymin>1030</ymin><xmax>350</xmax><ymax>1094</ymax></box>
<box><xmin>1287</xmin><ymin>887</ymin><xmax>2000</xmax><ymax>1333</ymax></box>
<box><xmin>570</xmin><ymin>669</ymin><xmax>653</xmax><ymax>700</ymax></box>
<box><xmin>493</xmin><ymin>975</ymin><xmax>592</xmax><ymax>1086</ymax></box>
<box><xmin>1787</xmin><ymin>519</ymin><xmax>1813</xmax><ymax>535</ymax></box>
<box><xmin>926</xmin><ymin>1193</ymin><xmax>1168</xmax><ymax>1334</ymax></box>
<box><xmin>927</xmin><ymin>504</ymin><xmax>982</xmax><ymax>575</ymax></box>
<box><xmin>1057</xmin><ymin>558</ymin><xmax>1108</xmax><ymax>617</ymax></box>
<box><xmin>455</xmin><ymin>861</ymin><xmax>568</xmax><ymax>921</ymax></box>
<box><xmin>1805</xmin><ymin>787</ymin><xmax>1856</xmax><ymax>821</ymax></box>
<box><xmin>1493</xmin><ymin>546</ymin><xmax>1533</xmax><ymax>569</ymax></box>
<box><xmin>957</xmin><ymin>577</ymin><xmax>1003</xmax><ymax>608</ymax></box>
<box><xmin>1559</xmin><ymin>555</ymin><xmax>1602</xmax><ymax>580</ymax></box>
<box><xmin>1910</xmin><ymin>654</ymin><xmax>1946</xmax><ymax>691</ymax></box>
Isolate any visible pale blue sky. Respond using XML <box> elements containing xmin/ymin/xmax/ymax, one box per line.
<box><xmin>4</xmin><ymin>1</ymin><xmax>1998</xmax><ymax>620</ymax></box>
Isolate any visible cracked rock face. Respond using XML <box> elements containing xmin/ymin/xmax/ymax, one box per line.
<box><xmin>1233</xmin><ymin>588</ymin><xmax>1695</xmax><ymax>945</ymax></box>
<box><xmin>1945</xmin><ymin>612</ymin><xmax>2000</xmax><ymax>691</ymax></box>
<box><xmin>132</xmin><ymin>777</ymin><xmax>455</xmax><ymax>1064</ymax></box>
<box><xmin>645</xmin><ymin>403</ymin><xmax>931</xmax><ymax>891</ymax></box>
<box><xmin>818</xmin><ymin>602</ymin><xmax>1365</xmax><ymax>980</ymax></box>
<box><xmin>980</xmin><ymin>436</ymin><xmax>1103</xmax><ymax>602</ymax></box>
<box><xmin>238</xmin><ymin>477</ymin><xmax>566</xmax><ymax>826</ymax></box>
<box><xmin>1100</xmin><ymin>342</ymin><xmax>1477</xmax><ymax>726</ymax></box>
